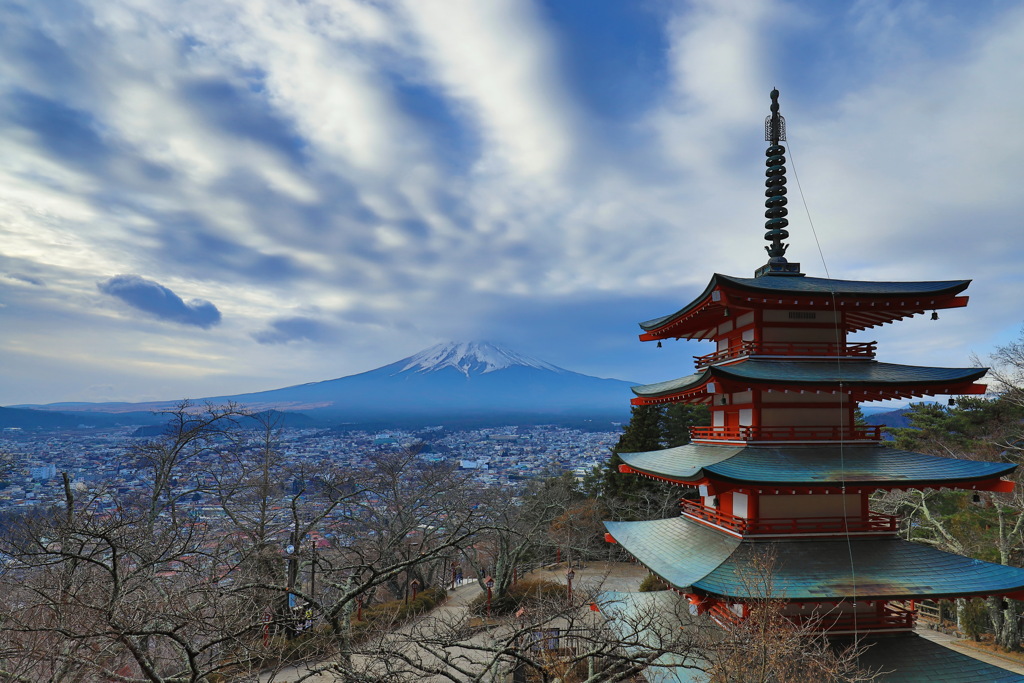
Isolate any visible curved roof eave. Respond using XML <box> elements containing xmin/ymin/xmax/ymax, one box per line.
<box><xmin>618</xmin><ymin>444</ymin><xmax>1016</xmax><ymax>487</ymax></box>
<box><xmin>631</xmin><ymin>360</ymin><xmax>988</xmax><ymax>398</ymax></box>
<box><xmin>638</xmin><ymin>274</ymin><xmax>972</xmax><ymax>335</ymax></box>
<box><xmin>608</xmin><ymin>516</ymin><xmax>1024</xmax><ymax>601</ymax></box>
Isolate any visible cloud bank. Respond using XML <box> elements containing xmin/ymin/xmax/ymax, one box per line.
<box><xmin>1</xmin><ymin>0</ymin><xmax>1023</xmax><ymax>404</ymax></box>
<box><xmin>97</xmin><ymin>275</ymin><xmax>221</xmax><ymax>329</ymax></box>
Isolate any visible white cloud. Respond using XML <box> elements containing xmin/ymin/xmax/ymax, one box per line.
<box><xmin>398</xmin><ymin>0</ymin><xmax>582</xmax><ymax>179</ymax></box>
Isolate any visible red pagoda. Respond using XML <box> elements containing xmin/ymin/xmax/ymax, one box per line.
<box><xmin>603</xmin><ymin>90</ymin><xmax>1024</xmax><ymax>680</ymax></box>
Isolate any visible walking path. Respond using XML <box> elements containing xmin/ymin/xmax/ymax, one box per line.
<box><xmin>258</xmin><ymin>562</ymin><xmax>647</xmax><ymax>682</ymax></box>
<box><xmin>260</xmin><ymin>563</ymin><xmax>1024</xmax><ymax>681</ymax></box>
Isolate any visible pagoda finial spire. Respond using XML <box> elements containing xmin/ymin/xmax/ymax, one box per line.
<box><xmin>756</xmin><ymin>88</ymin><xmax>802</xmax><ymax>277</ymax></box>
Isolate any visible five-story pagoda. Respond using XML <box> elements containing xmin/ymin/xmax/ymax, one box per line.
<box><xmin>604</xmin><ymin>90</ymin><xmax>1024</xmax><ymax>653</ymax></box>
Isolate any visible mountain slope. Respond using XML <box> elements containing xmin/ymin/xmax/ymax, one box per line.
<box><xmin>17</xmin><ymin>342</ymin><xmax>636</xmax><ymax>423</ymax></box>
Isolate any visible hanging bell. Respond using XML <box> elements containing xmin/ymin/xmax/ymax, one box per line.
<box><xmin>657</xmin><ymin>341</ymin><xmax>662</xmax><ymax>348</ymax></box>
<box><xmin>931</xmin><ymin>311</ymin><xmax>939</xmax><ymax>321</ymax></box>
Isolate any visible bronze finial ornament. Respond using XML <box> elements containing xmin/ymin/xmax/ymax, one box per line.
<box><xmin>763</xmin><ymin>89</ymin><xmax>789</xmax><ymax>260</ymax></box>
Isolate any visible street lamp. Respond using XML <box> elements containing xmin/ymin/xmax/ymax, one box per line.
<box><xmin>566</xmin><ymin>568</ymin><xmax>575</xmax><ymax>601</ymax></box>
<box><xmin>485</xmin><ymin>576</ymin><xmax>495</xmax><ymax>618</ymax></box>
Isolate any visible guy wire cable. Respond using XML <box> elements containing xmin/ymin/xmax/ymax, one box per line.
<box><xmin>785</xmin><ymin>138</ymin><xmax>860</xmax><ymax>636</ymax></box>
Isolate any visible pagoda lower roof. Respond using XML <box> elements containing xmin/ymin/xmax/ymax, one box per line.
<box><xmin>598</xmin><ymin>591</ymin><xmax>705</xmax><ymax>683</ymax></box>
<box><xmin>639</xmin><ymin>274</ymin><xmax>971</xmax><ymax>339</ymax></box>
<box><xmin>618</xmin><ymin>443</ymin><xmax>1015</xmax><ymax>488</ymax></box>
<box><xmin>845</xmin><ymin>632</ymin><xmax>1024</xmax><ymax>682</ymax></box>
<box><xmin>604</xmin><ymin>515</ymin><xmax>1024</xmax><ymax>601</ymax></box>
<box><xmin>598</xmin><ymin>593</ymin><xmax>1024</xmax><ymax>683</ymax></box>
<box><xmin>631</xmin><ymin>359</ymin><xmax>986</xmax><ymax>401</ymax></box>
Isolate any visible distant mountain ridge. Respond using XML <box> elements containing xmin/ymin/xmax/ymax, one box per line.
<box><xmin>11</xmin><ymin>342</ymin><xmax>635</xmax><ymax>426</ymax></box>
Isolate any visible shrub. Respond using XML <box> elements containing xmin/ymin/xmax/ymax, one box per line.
<box><xmin>468</xmin><ymin>578</ymin><xmax>566</xmax><ymax>616</ymax></box>
<box><xmin>638</xmin><ymin>573</ymin><xmax>667</xmax><ymax>592</ymax></box>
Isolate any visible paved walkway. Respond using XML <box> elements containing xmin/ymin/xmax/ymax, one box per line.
<box><xmin>914</xmin><ymin>626</ymin><xmax>1024</xmax><ymax>675</ymax></box>
<box><xmin>258</xmin><ymin>562</ymin><xmax>648</xmax><ymax>681</ymax></box>
<box><xmin>260</xmin><ymin>564</ymin><xmax>1024</xmax><ymax>681</ymax></box>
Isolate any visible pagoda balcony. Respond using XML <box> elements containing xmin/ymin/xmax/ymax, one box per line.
<box><xmin>689</xmin><ymin>424</ymin><xmax>883</xmax><ymax>444</ymax></box>
<box><xmin>785</xmin><ymin>605</ymin><xmax>915</xmax><ymax>634</ymax></box>
<box><xmin>693</xmin><ymin>341</ymin><xmax>876</xmax><ymax>368</ymax></box>
<box><xmin>706</xmin><ymin>601</ymin><xmax>914</xmax><ymax>633</ymax></box>
<box><xmin>680</xmin><ymin>499</ymin><xmax>898</xmax><ymax>536</ymax></box>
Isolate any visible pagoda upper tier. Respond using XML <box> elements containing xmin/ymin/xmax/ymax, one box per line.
<box><xmin>638</xmin><ymin>274</ymin><xmax>970</xmax><ymax>341</ymax></box>
<box><xmin>631</xmin><ymin>359</ymin><xmax>987</xmax><ymax>406</ymax></box>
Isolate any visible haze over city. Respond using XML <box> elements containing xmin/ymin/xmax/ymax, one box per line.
<box><xmin>3</xmin><ymin>0</ymin><xmax>1024</xmax><ymax>406</ymax></box>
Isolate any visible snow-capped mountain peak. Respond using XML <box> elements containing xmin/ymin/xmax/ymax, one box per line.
<box><xmin>398</xmin><ymin>341</ymin><xmax>567</xmax><ymax>378</ymax></box>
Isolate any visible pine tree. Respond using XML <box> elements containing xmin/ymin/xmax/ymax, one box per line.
<box><xmin>600</xmin><ymin>403</ymin><xmax>709</xmax><ymax>519</ymax></box>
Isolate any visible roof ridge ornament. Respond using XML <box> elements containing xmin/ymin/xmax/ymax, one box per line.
<box><xmin>755</xmin><ymin>88</ymin><xmax>803</xmax><ymax>278</ymax></box>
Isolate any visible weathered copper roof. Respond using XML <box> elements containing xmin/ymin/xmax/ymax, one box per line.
<box><xmin>619</xmin><ymin>443</ymin><xmax>1015</xmax><ymax>487</ymax></box>
<box><xmin>597</xmin><ymin>591</ymin><xmax>707</xmax><ymax>683</ymax></box>
<box><xmin>606</xmin><ymin>516</ymin><xmax>1024</xmax><ymax>600</ymax></box>
<box><xmin>598</xmin><ymin>594</ymin><xmax>1024</xmax><ymax>682</ymax></box>
<box><xmin>631</xmin><ymin>360</ymin><xmax>987</xmax><ymax>398</ymax></box>
<box><xmin>639</xmin><ymin>274</ymin><xmax>971</xmax><ymax>332</ymax></box>
<box><xmin>599</xmin><ymin>598</ymin><xmax>1024</xmax><ymax>683</ymax></box>
<box><xmin>848</xmin><ymin>633</ymin><xmax>1024</xmax><ymax>682</ymax></box>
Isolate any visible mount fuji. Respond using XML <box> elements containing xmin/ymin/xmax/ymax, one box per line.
<box><xmin>16</xmin><ymin>342</ymin><xmax>636</xmax><ymax>426</ymax></box>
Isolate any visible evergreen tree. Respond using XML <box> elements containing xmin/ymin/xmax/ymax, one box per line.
<box><xmin>662</xmin><ymin>403</ymin><xmax>710</xmax><ymax>447</ymax></box>
<box><xmin>599</xmin><ymin>403</ymin><xmax>710</xmax><ymax>519</ymax></box>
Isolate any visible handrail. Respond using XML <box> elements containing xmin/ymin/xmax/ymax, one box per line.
<box><xmin>786</xmin><ymin>609</ymin><xmax>914</xmax><ymax>632</ymax></box>
<box><xmin>694</xmin><ymin>341</ymin><xmax>876</xmax><ymax>367</ymax></box>
<box><xmin>689</xmin><ymin>425</ymin><xmax>882</xmax><ymax>442</ymax></box>
<box><xmin>711</xmin><ymin>602</ymin><xmax>914</xmax><ymax>632</ymax></box>
<box><xmin>680</xmin><ymin>499</ymin><xmax>898</xmax><ymax>535</ymax></box>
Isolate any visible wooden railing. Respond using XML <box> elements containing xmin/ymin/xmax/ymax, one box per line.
<box><xmin>694</xmin><ymin>341</ymin><xmax>876</xmax><ymax>367</ymax></box>
<box><xmin>711</xmin><ymin>602</ymin><xmax>914</xmax><ymax>633</ymax></box>
<box><xmin>786</xmin><ymin>605</ymin><xmax>915</xmax><ymax>632</ymax></box>
<box><xmin>680</xmin><ymin>499</ymin><xmax>898</xmax><ymax>536</ymax></box>
<box><xmin>689</xmin><ymin>425</ymin><xmax>882</xmax><ymax>443</ymax></box>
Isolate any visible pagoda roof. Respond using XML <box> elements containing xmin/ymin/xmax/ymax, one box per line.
<box><xmin>598</xmin><ymin>594</ymin><xmax>1024</xmax><ymax>683</ymax></box>
<box><xmin>604</xmin><ymin>516</ymin><xmax>1024</xmax><ymax>601</ymax></box>
<box><xmin>619</xmin><ymin>443</ymin><xmax>1015</xmax><ymax>489</ymax></box>
<box><xmin>597</xmin><ymin>592</ymin><xmax>1024</xmax><ymax>682</ymax></box>
<box><xmin>598</xmin><ymin>591</ymin><xmax>706</xmax><ymax>683</ymax></box>
<box><xmin>847</xmin><ymin>633</ymin><xmax>1024</xmax><ymax>682</ymax></box>
<box><xmin>639</xmin><ymin>274</ymin><xmax>971</xmax><ymax>340</ymax></box>
<box><xmin>631</xmin><ymin>360</ymin><xmax>986</xmax><ymax>403</ymax></box>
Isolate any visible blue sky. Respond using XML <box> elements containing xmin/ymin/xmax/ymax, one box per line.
<box><xmin>2</xmin><ymin>0</ymin><xmax>1023</xmax><ymax>406</ymax></box>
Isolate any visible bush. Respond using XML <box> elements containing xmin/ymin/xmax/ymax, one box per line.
<box><xmin>351</xmin><ymin>586</ymin><xmax>447</xmax><ymax>640</ymax></box>
<box><xmin>960</xmin><ymin>598</ymin><xmax>989</xmax><ymax>642</ymax></box>
<box><xmin>638</xmin><ymin>574</ymin><xmax>667</xmax><ymax>592</ymax></box>
<box><xmin>468</xmin><ymin>578</ymin><xmax>566</xmax><ymax>617</ymax></box>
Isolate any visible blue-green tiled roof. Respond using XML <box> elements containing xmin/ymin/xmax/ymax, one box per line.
<box><xmin>598</xmin><ymin>591</ymin><xmax>708</xmax><ymax>683</ymax></box>
<box><xmin>631</xmin><ymin>360</ymin><xmax>987</xmax><ymax>398</ymax></box>
<box><xmin>639</xmin><ymin>274</ymin><xmax>970</xmax><ymax>331</ymax></box>
<box><xmin>619</xmin><ymin>444</ymin><xmax>1015</xmax><ymax>486</ymax></box>
<box><xmin>607</xmin><ymin>516</ymin><xmax>1024</xmax><ymax>600</ymax></box>
<box><xmin>721</xmin><ymin>274</ymin><xmax>971</xmax><ymax>296</ymax></box>
<box><xmin>848</xmin><ymin>633</ymin><xmax>1024</xmax><ymax>682</ymax></box>
<box><xmin>598</xmin><ymin>598</ymin><xmax>1024</xmax><ymax>682</ymax></box>
<box><xmin>605</xmin><ymin>517</ymin><xmax>740</xmax><ymax>591</ymax></box>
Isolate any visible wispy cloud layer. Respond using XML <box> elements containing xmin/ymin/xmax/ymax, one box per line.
<box><xmin>2</xmin><ymin>0</ymin><xmax>1023</xmax><ymax>404</ymax></box>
